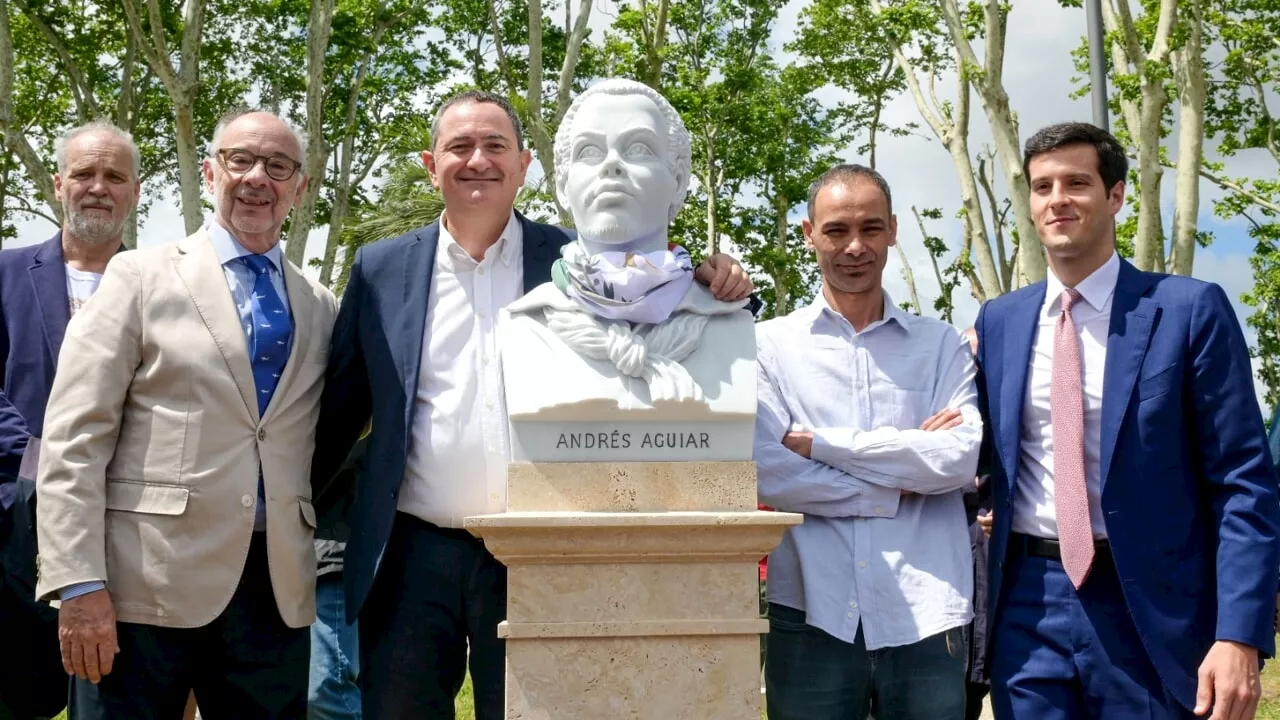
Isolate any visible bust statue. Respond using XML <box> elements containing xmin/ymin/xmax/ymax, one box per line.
<box><xmin>501</xmin><ymin>79</ymin><xmax>756</xmax><ymax>461</ymax></box>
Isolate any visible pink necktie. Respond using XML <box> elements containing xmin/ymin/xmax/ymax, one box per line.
<box><xmin>1052</xmin><ymin>288</ymin><xmax>1094</xmax><ymax>588</ymax></box>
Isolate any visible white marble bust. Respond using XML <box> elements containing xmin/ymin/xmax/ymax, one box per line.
<box><xmin>501</xmin><ymin>79</ymin><xmax>756</xmax><ymax>462</ymax></box>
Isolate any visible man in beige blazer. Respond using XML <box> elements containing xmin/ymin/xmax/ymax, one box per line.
<box><xmin>35</xmin><ymin>110</ymin><xmax>338</xmax><ymax>720</ymax></box>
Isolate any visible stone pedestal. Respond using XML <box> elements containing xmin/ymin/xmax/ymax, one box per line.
<box><xmin>466</xmin><ymin>461</ymin><xmax>800</xmax><ymax>720</ymax></box>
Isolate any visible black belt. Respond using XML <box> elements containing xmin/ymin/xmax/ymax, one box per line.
<box><xmin>1012</xmin><ymin>532</ymin><xmax>1109</xmax><ymax>560</ymax></box>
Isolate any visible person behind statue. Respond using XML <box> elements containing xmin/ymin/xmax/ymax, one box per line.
<box><xmin>308</xmin><ymin>433</ymin><xmax>366</xmax><ymax>720</ymax></box>
<box><xmin>0</xmin><ymin>121</ymin><xmax>140</xmax><ymax>720</ymax></box>
<box><xmin>754</xmin><ymin>163</ymin><xmax>981</xmax><ymax>720</ymax></box>
<box><xmin>310</xmin><ymin>87</ymin><xmax>754</xmax><ymax>719</ymax></box>
<box><xmin>502</xmin><ymin>78</ymin><xmax>755</xmax><ymax>418</ymax></box>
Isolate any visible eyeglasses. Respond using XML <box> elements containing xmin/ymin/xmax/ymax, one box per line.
<box><xmin>216</xmin><ymin>148</ymin><xmax>303</xmax><ymax>181</ymax></box>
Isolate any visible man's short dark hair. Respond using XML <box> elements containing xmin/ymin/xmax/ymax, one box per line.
<box><xmin>430</xmin><ymin>90</ymin><xmax>525</xmax><ymax>152</ymax></box>
<box><xmin>1023</xmin><ymin>122</ymin><xmax>1128</xmax><ymax>192</ymax></box>
<box><xmin>806</xmin><ymin>164</ymin><xmax>893</xmax><ymax>220</ymax></box>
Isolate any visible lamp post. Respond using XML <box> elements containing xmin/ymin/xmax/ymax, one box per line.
<box><xmin>1086</xmin><ymin>0</ymin><xmax>1110</xmax><ymax>131</ymax></box>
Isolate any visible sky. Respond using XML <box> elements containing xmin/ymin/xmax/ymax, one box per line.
<box><xmin>10</xmin><ymin>0</ymin><xmax>1274</xmax><ymax>401</ymax></box>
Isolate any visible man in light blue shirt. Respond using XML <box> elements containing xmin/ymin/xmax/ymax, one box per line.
<box><xmin>756</xmin><ymin>164</ymin><xmax>981</xmax><ymax>720</ymax></box>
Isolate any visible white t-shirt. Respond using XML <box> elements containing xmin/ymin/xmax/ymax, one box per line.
<box><xmin>65</xmin><ymin>264</ymin><xmax>104</xmax><ymax>316</ymax></box>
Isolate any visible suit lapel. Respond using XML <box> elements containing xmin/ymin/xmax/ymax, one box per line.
<box><xmin>172</xmin><ymin>230</ymin><xmax>258</xmax><ymax>421</ymax></box>
<box><xmin>399</xmin><ymin>224</ymin><xmax>439</xmax><ymax>431</ymax></box>
<box><xmin>520</xmin><ymin>213</ymin><xmax>563</xmax><ymax>292</ymax></box>
<box><xmin>1099</xmin><ymin>261</ymin><xmax>1158</xmax><ymax>487</ymax></box>
<box><xmin>29</xmin><ymin>235</ymin><xmax>71</xmax><ymax>368</ymax></box>
<box><xmin>997</xmin><ymin>283</ymin><xmax>1045</xmax><ymax>504</ymax></box>
<box><xmin>265</xmin><ymin>258</ymin><xmax>315</xmax><ymax>421</ymax></box>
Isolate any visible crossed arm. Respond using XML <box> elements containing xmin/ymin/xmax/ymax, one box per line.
<box><xmin>754</xmin><ymin>330</ymin><xmax>981</xmax><ymax>518</ymax></box>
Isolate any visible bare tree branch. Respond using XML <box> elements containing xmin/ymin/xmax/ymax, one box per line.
<box><xmin>485</xmin><ymin>0</ymin><xmax>520</xmax><ymax>97</ymax></box>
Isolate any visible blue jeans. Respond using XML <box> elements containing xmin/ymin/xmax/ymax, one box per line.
<box><xmin>309</xmin><ymin>573</ymin><xmax>361</xmax><ymax>720</ymax></box>
<box><xmin>764</xmin><ymin>603</ymin><xmax>967</xmax><ymax>720</ymax></box>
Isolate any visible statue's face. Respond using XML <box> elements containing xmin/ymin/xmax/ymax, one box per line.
<box><xmin>560</xmin><ymin>92</ymin><xmax>678</xmax><ymax>246</ymax></box>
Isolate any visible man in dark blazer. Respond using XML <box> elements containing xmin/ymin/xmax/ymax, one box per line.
<box><xmin>312</xmin><ymin>89</ymin><xmax>754</xmax><ymax>719</ymax></box>
<box><xmin>976</xmin><ymin>121</ymin><xmax>1280</xmax><ymax>719</ymax></box>
<box><xmin>0</xmin><ymin>122</ymin><xmax>140</xmax><ymax>720</ymax></box>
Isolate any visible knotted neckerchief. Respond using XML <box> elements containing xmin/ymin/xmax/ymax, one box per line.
<box><xmin>552</xmin><ymin>241</ymin><xmax>694</xmax><ymax>325</ymax></box>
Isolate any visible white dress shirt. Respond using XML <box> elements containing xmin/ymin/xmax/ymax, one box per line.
<box><xmin>1012</xmin><ymin>251</ymin><xmax>1120</xmax><ymax>540</ymax></box>
<box><xmin>756</xmin><ymin>291</ymin><xmax>981</xmax><ymax>649</ymax></box>
<box><xmin>399</xmin><ymin>212</ymin><xmax>523</xmax><ymax>528</ymax></box>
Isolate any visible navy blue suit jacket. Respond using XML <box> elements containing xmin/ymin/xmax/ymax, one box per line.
<box><xmin>312</xmin><ymin>214</ymin><xmax>572</xmax><ymax>621</ymax></box>
<box><xmin>0</xmin><ymin>234</ymin><xmax>74</xmax><ymax>479</ymax></box>
<box><xmin>976</xmin><ymin>259</ymin><xmax>1280</xmax><ymax>707</ymax></box>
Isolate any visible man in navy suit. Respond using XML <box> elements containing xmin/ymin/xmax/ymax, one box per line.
<box><xmin>0</xmin><ymin>122</ymin><xmax>140</xmax><ymax>719</ymax></box>
<box><xmin>976</xmin><ymin>121</ymin><xmax>1280</xmax><ymax>719</ymax></box>
<box><xmin>312</xmin><ymin>89</ymin><xmax>754</xmax><ymax>719</ymax></box>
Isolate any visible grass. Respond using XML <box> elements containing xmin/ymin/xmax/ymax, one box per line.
<box><xmin>49</xmin><ymin>675</ymin><xmax>474</xmax><ymax>720</ymax></box>
<box><xmin>43</xmin><ymin>642</ymin><xmax>1280</xmax><ymax>719</ymax></box>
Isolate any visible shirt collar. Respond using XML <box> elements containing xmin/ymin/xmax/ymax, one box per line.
<box><xmin>1045</xmin><ymin>250</ymin><xmax>1120</xmax><ymax>314</ymax></box>
<box><xmin>437</xmin><ymin>211</ymin><xmax>523</xmax><ymax>269</ymax></box>
<box><xmin>804</xmin><ymin>287</ymin><xmax>911</xmax><ymax>335</ymax></box>
<box><xmin>207</xmin><ymin>220</ymin><xmax>285</xmax><ymax>274</ymax></box>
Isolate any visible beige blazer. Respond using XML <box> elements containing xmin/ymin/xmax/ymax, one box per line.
<box><xmin>36</xmin><ymin>230</ymin><xmax>338</xmax><ymax>629</ymax></box>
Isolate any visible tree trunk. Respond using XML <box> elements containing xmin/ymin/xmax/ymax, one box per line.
<box><xmin>123</xmin><ymin>211</ymin><xmax>138</xmax><ymax>249</ymax></box>
<box><xmin>523</xmin><ymin>0</ymin><xmax>569</xmax><ymax>222</ymax></box>
<box><xmin>121</xmin><ymin>0</ymin><xmax>207</xmax><ymax>235</ymax></box>
<box><xmin>772</xmin><ymin>192</ymin><xmax>789</xmax><ymax>316</ymax></box>
<box><xmin>1168</xmin><ymin>0</ymin><xmax>1204</xmax><ymax>277</ymax></box>
<box><xmin>977</xmin><ymin>153</ymin><xmax>1013</xmax><ymax>291</ymax></box>
<box><xmin>642</xmin><ymin>0</ymin><xmax>672</xmax><ymax>89</ymax></box>
<box><xmin>320</xmin><ymin>133</ymin><xmax>360</xmax><ymax>288</ymax></box>
<box><xmin>872</xmin><ymin>2</ymin><xmax>1003</xmax><ymax>300</ymax></box>
<box><xmin>1132</xmin><ymin>90</ymin><xmax>1166</xmax><ymax>272</ymax></box>
<box><xmin>704</xmin><ymin>131</ymin><xmax>717</xmax><ymax>257</ymax></box>
<box><xmin>949</xmin><ymin>78</ymin><xmax>998</xmax><ymax>300</ymax></box>
<box><xmin>1100</xmin><ymin>0</ymin><xmax>1177</xmax><ymax>272</ymax></box>
<box><xmin>938</xmin><ymin>0</ymin><xmax>1044</xmax><ymax>286</ymax></box>
<box><xmin>895</xmin><ymin>241</ymin><xmax>924</xmax><ymax>316</ymax></box>
<box><xmin>285</xmin><ymin>0</ymin><xmax>335</xmax><ymax>268</ymax></box>
<box><xmin>523</xmin><ymin>0</ymin><xmax>591</xmax><ymax>225</ymax></box>
<box><xmin>0</xmin><ymin>0</ymin><xmax>60</xmax><ymax>223</ymax></box>
<box><xmin>173</xmin><ymin>102</ymin><xmax>204</xmax><ymax>234</ymax></box>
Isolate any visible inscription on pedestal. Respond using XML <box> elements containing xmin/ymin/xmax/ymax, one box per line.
<box><xmin>510</xmin><ymin>421</ymin><xmax>753</xmax><ymax>462</ymax></box>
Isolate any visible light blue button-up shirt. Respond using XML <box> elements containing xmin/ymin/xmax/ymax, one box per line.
<box><xmin>207</xmin><ymin>220</ymin><xmax>292</xmax><ymax>337</ymax></box>
<box><xmin>755</xmin><ymin>291</ymin><xmax>981</xmax><ymax>650</ymax></box>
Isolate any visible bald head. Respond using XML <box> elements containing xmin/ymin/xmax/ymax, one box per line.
<box><xmin>202</xmin><ymin>109</ymin><xmax>309</xmax><ymax>253</ymax></box>
<box><xmin>208</xmin><ymin>110</ymin><xmax>306</xmax><ymax>161</ymax></box>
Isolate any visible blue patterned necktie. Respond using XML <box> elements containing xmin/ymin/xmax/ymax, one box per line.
<box><xmin>239</xmin><ymin>254</ymin><xmax>292</xmax><ymax>416</ymax></box>
<box><xmin>239</xmin><ymin>254</ymin><xmax>291</xmax><ymax>530</ymax></box>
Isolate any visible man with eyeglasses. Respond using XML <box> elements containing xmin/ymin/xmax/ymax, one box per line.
<box><xmin>35</xmin><ymin>109</ymin><xmax>338</xmax><ymax>719</ymax></box>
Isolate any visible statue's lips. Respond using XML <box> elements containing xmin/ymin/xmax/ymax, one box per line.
<box><xmin>591</xmin><ymin>184</ymin><xmax>633</xmax><ymax>204</ymax></box>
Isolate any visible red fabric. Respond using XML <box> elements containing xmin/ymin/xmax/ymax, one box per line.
<box><xmin>758</xmin><ymin>503</ymin><xmax>774</xmax><ymax>581</ymax></box>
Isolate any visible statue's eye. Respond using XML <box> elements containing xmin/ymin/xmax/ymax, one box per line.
<box><xmin>575</xmin><ymin>144</ymin><xmax>604</xmax><ymax>160</ymax></box>
<box><xmin>625</xmin><ymin>142</ymin><xmax>655</xmax><ymax>157</ymax></box>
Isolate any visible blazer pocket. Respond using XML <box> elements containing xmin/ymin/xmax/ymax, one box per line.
<box><xmin>104</xmin><ymin>480</ymin><xmax>190</xmax><ymax>516</ymax></box>
<box><xmin>298</xmin><ymin>498</ymin><xmax>317</xmax><ymax>529</ymax></box>
<box><xmin>1138</xmin><ymin>363</ymin><xmax>1179</xmax><ymax>402</ymax></box>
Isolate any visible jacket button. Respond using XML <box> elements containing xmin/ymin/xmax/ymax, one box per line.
<box><xmin>241</xmin><ymin>494</ymin><xmax>254</xmax><ymax>508</ymax></box>
<box><xmin>258</xmin><ymin>429</ymin><xmax>266</xmax><ymax>442</ymax></box>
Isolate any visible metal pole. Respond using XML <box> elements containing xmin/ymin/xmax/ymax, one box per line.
<box><xmin>1086</xmin><ymin>0</ymin><xmax>1110</xmax><ymax>131</ymax></box>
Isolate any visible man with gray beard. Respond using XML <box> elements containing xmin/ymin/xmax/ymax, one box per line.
<box><xmin>0</xmin><ymin>121</ymin><xmax>140</xmax><ymax>720</ymax></box>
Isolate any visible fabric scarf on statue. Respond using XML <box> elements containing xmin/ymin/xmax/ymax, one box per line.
<box><xmin>552</xmin><ymin>242</ymin><xmax>694</xmax><ymax>325</ymax></box>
